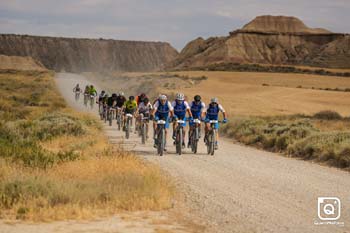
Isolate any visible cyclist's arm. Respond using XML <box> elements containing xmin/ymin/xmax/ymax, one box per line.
<box><xmin>201</xmin><ymin>102</ymin><xmax>206</xmax><ymax>119</ymax></box>
<box><xmin>219</xmin><ymin>104</ymin><xmax>227</xmax><ymax>119</ymax></box>
<box><xmin>168</xmin><ymin>102</ymin><xmax>174</xmax><ymax>118</ymax></box>
<box><xmin>185</xmin><ymin>101</ymin><xmax>193</xmax><ymax>118</ymax></box>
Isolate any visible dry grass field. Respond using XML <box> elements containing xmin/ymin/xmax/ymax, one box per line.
<box><xmin>0</xmin><ymin>70</ymin><xmax>174</xmax><ymax>221</ymax></box>
<box><xmin>161</xmin><ymin>71</ymin><xmax>350</xmax><ymax>116</ymax></box>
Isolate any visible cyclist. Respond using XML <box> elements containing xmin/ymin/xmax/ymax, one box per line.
<box><xmin>106</xmin><ymin>93</ymin><xmax>118</xmax><ymax>116</ymax></box>
<box><xmin>171</xmin><ymin>93</ymin><xmax>193</xmax><ymax>147</ymax></box>
<box><xmin>188</xmin><ymin>95</ymin><xmax>206</xmax><ymax>147</ymax></box>
<box><xmin>84</xmin><ymin>85</ymin><xmax>90</xmax><ymax>95</ymax></box>
<box><xmin>152</xmin><ymin>94</ymin><xmax>174</xmax><ymax>149</ymax></box>
<box><xmin>73</xmin><ymin>83</ymin><xmax>81</xmax><ymax>93</ymax></box>
<box><xmin>89</xmin><ymin>85</ymin><xmax>97</xmax><ymax>97</ymax></box>
<box><xmin>116</xmin><ymin>92</ymin><xmax>126</xmax><ymax>108</ymax></box>
<box><xmin>115</xmin><ymin>92</ymin><xmax>126</xmax><ymax>123</ymax></box>
<box><xmin>136</xmin><ymin>97</ymin><xmax>153</xmax><ymax>137</ymax></box>
<box><xmin>123</xmin><ymin>96</ymin><xmax>138</xmax><ymax>131</ymax></box>
<box><xmin>204</xmin><ymin>97</ymin><xmax>227</xmax><ymax>150</ymax></box>
<box><xmin>136</xmin><ymin>93</ymin><xmax>148</xmax><ymax>105</ymax></box>
<box><xmin>98</xmin><ymin>90</ymin><xmax>106</xmax><ymax>102</ymax></box>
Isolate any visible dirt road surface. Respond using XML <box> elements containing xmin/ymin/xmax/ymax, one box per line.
<box><xmin>55</xmin><ymin>73</ymin><xmax>350</xmax><ymax>233</ymax></box>
<box><xmin>5</xmin><ymin>73</ymin><xmax>348</xmax><ymax>233</ymax></box>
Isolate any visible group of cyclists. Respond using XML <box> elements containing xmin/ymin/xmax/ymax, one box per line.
<box><xmin>73</xmin><ymin>83</ymin><xmax>227</xmax><ymax>155</ymax></box>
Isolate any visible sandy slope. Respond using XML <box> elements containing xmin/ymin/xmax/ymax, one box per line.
<box><xmin>47</xmin><ymin>73</ymin><xmax>350</xmax><ymax>233</ymax></box>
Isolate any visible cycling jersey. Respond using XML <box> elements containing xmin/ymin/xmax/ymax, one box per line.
<box><xmin>89</xmin><ymin>88</ymin><xmax>97</xmax><ymax>96</ymax></box>
<box><xmin>154</xmin><ymin>100</ymin><xmax>173</xmax><ymax>118</ymax></box>
<box><xmin>107</xmin><ymin>97</ymin><xmax>116</xmax><ymax>107</ymax></box>
<box><xmin>172</xmin><ymin>100</ymin><xmax>190</xmax><ymax>118</ymax></box>
<box><xmin>206</xmin><ymin>104</ymin><xmax>225</xmax><ymax>120</ymax></box>
<box><xmin>138</xmin><ymin>102</ymin><xmax>153</xmax><ymax>114</ymax></box>
<box><xmin>136</xmin><ymin>95</ymin><xmax>148</xmax><ymax>105</ymax></box>
<box><xmin>116</xmin><ymin>96</ymin><xmax>126</xmax><ymax>108</ymax></box>
<box><xmin>190</xmin><ymin>101</ymin><xmax>206</xmax><ymax>119</ymax></box>
<box><xmin>154</xmin><ymin>100</ymin><xmax>173</xmax><ymax>129</ymax></box>
<box><xmin>124</xmin><ymin>100</ymin><xmax>137</xmax><ymax>111</ymax></box>
<box><xmin>73</xmin><ymin>86</ymin><xmax>81</xmax><ymax>92</ymax></box>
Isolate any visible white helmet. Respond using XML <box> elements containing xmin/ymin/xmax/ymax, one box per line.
<box><xmin>159</xmin><ymin>94</ymin><xmax>167</xmax><ymax>101</ymax></box>
<box><xmin>119</xmin><ymin>92</ymin><xmax>124</xmax><ymax>96</ymax></box>
<box><xmin>176</xmin><ymin>93</ymin><xmax>185</xmax><ymax>101</ymax></box>
<box><xmin>210</xmin><ymin>97</ymin><xmax>218</xmax><ymax>103</ymax></box>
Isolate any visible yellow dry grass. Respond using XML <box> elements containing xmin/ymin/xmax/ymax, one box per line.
<box><xmin>0</xmin><ymin>70</ymin><xmax>174</xmax><ymax>222</ymax></box>
<box><xmin>159</xmin><ymin>71</ymin><xmax>350</xmax><ymax>116</ymax></box>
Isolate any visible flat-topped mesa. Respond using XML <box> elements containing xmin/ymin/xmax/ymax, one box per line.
<box><xmin>238</xmin><ymin>15</ymin><xmax>332</xmax><ymax>34</ymax></box>
<box><xmin>173</xmin><ymin>15</ymin><xmax>350</xmax><ymax>69</ymax></box>
<box><xmin>0</xmin><ymin>34</ymin><xmax>178</xmax><ymax>72</ymax></box>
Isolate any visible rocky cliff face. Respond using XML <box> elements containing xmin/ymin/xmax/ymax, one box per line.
<box><xmin>0</xmin><ymin>34</ymin><xmax>178</xmax><ymax>72</ymax></box>
<box><xmin>173</xmin><ymin>15</ymin><xmax>350</xmax><ymax>69</ymax></box>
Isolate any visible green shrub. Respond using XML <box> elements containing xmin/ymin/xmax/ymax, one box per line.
<box><xmin>313</xmin><ymin>110</ymin><xmax>342</xmax><ymax>120</ymax></box>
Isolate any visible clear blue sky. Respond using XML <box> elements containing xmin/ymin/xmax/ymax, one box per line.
<box><xmin>0</xmin><ymin>0</ymin><xmax>349</xmax><ymax>50</ymax></box>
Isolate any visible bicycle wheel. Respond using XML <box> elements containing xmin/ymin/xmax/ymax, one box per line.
<box><xmin>210</xmin><ymin>131</ymin><xmax>215</xmax><ymax>156</ymax></box>
<box><xmin>176</xmin><ymin>128</ymin><xmax>182</xmax><ymax>155</ymax></box>
<box><xmin>207</xmin><ymin>131</ymin><xmax>212</xmax><ymax>155</ymax></box>
<box><xmin>158</xmin><ymin>127</ymin><xmax>165</xmax><ymax>156</ymax></box>
<box><xmin>109</xmin><ymin>111</ymin><xmax>112</xmax><ymax>126</ymax></box>
<box><xmin>126</xmin><ymin>117</ymin><xmax>130</xmax><ymax>139</ymax></box>
<box><xmin>117</xmin><ymin>114</ymin><xmax>121</xmax><ymax>130</ymax></box>
<box><xmin>141</xmin><ymin>123</ymin><xmax>146</xmax><ymax>144</ymax></box>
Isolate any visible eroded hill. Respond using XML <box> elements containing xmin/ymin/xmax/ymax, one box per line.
<box><xmin>172</xmin><ymin>15</ymin><xmax>350</xmax><ymax>69</ymax></box>
<box><xmin>0</xmin><ymin>34</ymin><xmax>178</xmax><ymax>72</ymax></box>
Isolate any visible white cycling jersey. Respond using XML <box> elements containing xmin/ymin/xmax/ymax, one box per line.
<box><xmin>138</xmin><ymin>102</ymin><xmax>153</xmax><ymax>114</ymax></box>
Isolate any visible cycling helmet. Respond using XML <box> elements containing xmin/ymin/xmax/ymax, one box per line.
<box><xmin>194</xmin><ymin>95</ymin><xmax>201</xmax><ymax>102</ymax></box>
<box><xmin>101</xmin><ymin>90</ymin><xmax>105</xmax><ymax>94</ymax></box>
<box><xmin>159</xmin><ymin>95</ymin><xmax>167</xmax><ymax>101</ymax></box>
<box><xmin>140</xmin><ymin>93</ymin><xmax>146</xmax><ymax>98</ymax></box>
<box><xmin>112</xmin><ymin>93</ymin><xmax>117</xmax><ymax>98</ymax></box>
<box><xmin>129</xmin><ymin>96</ymin><xmax>135</xmax><ymax>101</ymax></box>
<box><xmin>210</xmin><ymin>97</ymin><xmax>218</xmax><ymax>103</ymax></box>
<box><xmin>143</xmin><ymin>98</ymin><xmax>149</xmax><ymax>104</ymax></box>
<box><xmin>119</xmin><ymin>92</ymin><xmax>124</xmax><ymax>96</ymax></box>
<box><xmin>176</xmin><ymin>93</ymin><xmax>185</xmax><ymax>101</ymax></box>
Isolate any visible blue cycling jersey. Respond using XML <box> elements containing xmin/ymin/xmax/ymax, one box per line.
<box><xmin>173</xmin><ymin>101</ymin><xmax>187</xmax><ymax>118</ymax></box>
<box><xmin>206</xmin><ymin>105</ymin><xmax>220</xmax><ymax>120</ymax></box>
<box><xmin>191</xmin><ymin>101</ymin><xmax>203</xmax><ymax>118</ymax></box>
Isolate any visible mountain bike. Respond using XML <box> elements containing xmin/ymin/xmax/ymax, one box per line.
<box><xmin>116</xmin><ymin>107</ymin><xmax>122</xmax><ymax>131</ymax></box>
<box><xmin>108</xmin><ymin>107</ymin><xmax>115</xmax><ymax>126</ymax></box>
<box><xmin>205</xmin><ymin>120</ymin><xmax>224</xmax><ymax>156</ymax></box>
<box><xmin>139</xmin><ymin>114</ymin><xmax>149</xmax><ymax>144</ymax></box>
<box><xmin>74</xmin><ymin>91</ymin><xmax>81</xmax><ymax>101</ymax></box>
<box><xmin>83</xmin><ymin>93</ymin><xmax>89</xmax><ymax>107</ymax></box>
<box><xmin>98</xmin><ymin>101</ymin><xmax>104</xmax><ymax>120</ymax></box>
<box><xmin>124</xmin><ymin>113</ymin><xmax>133</xmax><ymax>139</ymax></box>
<box><xmin>90</xmin><ymin>95</ymin><xmax>95</xmax><ymax>109</ymax></box>
<box><xmin>155</xmin><ymin>119</ymin><xmax>166</xmax><ymax>156</ymax></box>
<box><xmin>189</xmin><ymin>118</ymin><xmax>201</xmax><ymax>154</ymax></box>
<box><xmin>174</xmin><ymin>118</ymin><xmax>186</xmax><ymax>155</ymax></box>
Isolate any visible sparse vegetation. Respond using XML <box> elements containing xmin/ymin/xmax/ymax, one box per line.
<box><xmin>185</xmin><ymin>62</ymin><xmax>350</xmax><ymax>77</ymax></box>
<box><xmin>221</xmin><ymin>112</ymin><xmax>350</xmax><ymax>169</ymax></box>
<box><xmin>0</xmin><ymin>70</ymin><xmax>173</xmax><ymax>221</ymax></box>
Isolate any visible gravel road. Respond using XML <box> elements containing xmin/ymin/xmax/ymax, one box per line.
<box><xmin>53</xmin><ymin>73</ymin><xmax>350</xmax><ymax>233</ymax></box>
